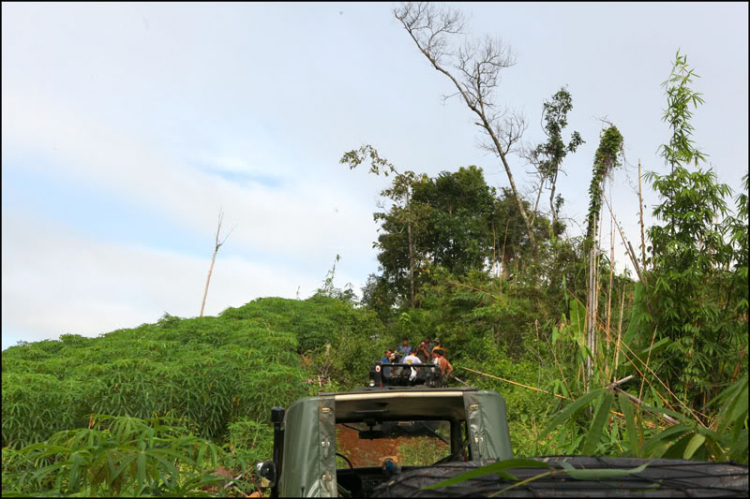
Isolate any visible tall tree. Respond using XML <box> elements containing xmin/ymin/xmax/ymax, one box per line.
<box><xmin>394</xmin><ymin>2</ymin><xmax>539</xmax><ymax>257</ymax></box>
<box><xmin>412</xmin><ymin>166</ymin><xmax>497</xmax><ymax>275</ymax></box>
<box><xmin>341</xmin><ymin>145</ymin><xmax>425</xmax><ymax>308</ymax></box>
<box><xmin>643</xmin><ymin>52</ymin><xmax>739</xmax><ymax>406</ymax></box>
<box><xmin>584</xmin><ymin>125</ymin><xmax>624</xmax><ymax>389</ymax></box>
<box><xmin>525</xmin><ymin>88</ymin><xmax>584</xmax><ymax>233</ymax></box>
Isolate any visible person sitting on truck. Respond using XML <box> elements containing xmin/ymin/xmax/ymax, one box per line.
<box><xmin>395</xmin><ymin>337</ymin><xmax>412</xmax><ymax>362</ymax></box>
<box><xmin>402</xmin><ymin>351</ymin><xmax>422</xmax><ymax>381</ymax></box>
<box><xmin>380</xmin><ymin>349</ymin><xmax>392</xmax><ymax>380</ymax></box>
<box><xmin>433</xmin><ymin>348</ymin><xmax>453</xmax><ymax>377</ymax></box>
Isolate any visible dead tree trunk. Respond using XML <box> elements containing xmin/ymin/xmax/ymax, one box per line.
<box><xmin>200</xmin><ymin>210</ymin><xmax>234</xmax><ymax>317</ymax></box>
<box><xmin>394</xmin><ymin>3</ymin><xmax>539</xmax><ymax>257</ymax></box>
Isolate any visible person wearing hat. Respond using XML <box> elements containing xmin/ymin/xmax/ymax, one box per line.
<box><xmin>433</xmin><ymin>348</ymin><xmax>453</xmax><ymax>377</ymax></box>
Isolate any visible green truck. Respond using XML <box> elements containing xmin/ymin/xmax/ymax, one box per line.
<box><xmin>256</xmin><ymin>369</ymin><xmax>748</xmax><ymax>497</ymax></box>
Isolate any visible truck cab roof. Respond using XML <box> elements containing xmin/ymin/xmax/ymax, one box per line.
<box><xmin>279</xmin><ymin>387</ymin><xmax>513</xmax><ymax>497</ymax></box>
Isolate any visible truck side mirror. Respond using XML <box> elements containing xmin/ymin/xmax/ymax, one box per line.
<box><xmin>255</xmin><ymin>461</ymin><xmax>277</xmax><ymax>489</ymax></box>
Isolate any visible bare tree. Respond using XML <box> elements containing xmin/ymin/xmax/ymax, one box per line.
<box><xmin>394</xmin><ymin>2</ymin><xmax>538</xmax><ymax>255</ymax></box>
<box><xmin>200</xmin><ymin>210</ymin><xmax>235</xmax><ymax>317</ymax></box>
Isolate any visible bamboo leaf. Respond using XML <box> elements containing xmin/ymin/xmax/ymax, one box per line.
<box><xmin>618</xmin><ymin>392</ymin><xmax>641</xmax><ymax>457</ymax></box>
<box><xmin>582</xmin><ymin>391</ymin><xmax>613</xmax><ymax>455</ymax></box>
<box><xmin>683</xmin><ymin>433</ymin><xmax>706</xmax><ymax>459</ymax></box>
<box><xmin>421</xmin><ymin>458</ymin><xmax>551</xmax><ymax>490</ymax></box>
<box><xmin>542</xmin><ymin>389</ymin><xmax>604</xmax><ymax>437</ymax></box>
<box><xmin>559</xmin><ymin>460</ymin><xmax>648</xmax><ymax>480</ymax></box>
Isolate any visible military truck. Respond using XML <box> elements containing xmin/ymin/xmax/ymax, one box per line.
<box><xmin>256</xmin><ymin>364</ymin><xmax>748</xmax><ymax>497</ymax></box>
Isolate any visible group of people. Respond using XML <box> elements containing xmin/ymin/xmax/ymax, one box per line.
<box><xmin>380</xmin><ymin>336</ymin><xmax>453</xmax><ymax>383</ymax></box>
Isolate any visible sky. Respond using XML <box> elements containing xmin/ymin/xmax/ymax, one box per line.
<box><xmin>2</xmin><ymin>2</ymin><xmax>748</xmax><ymax>349</ymax></box>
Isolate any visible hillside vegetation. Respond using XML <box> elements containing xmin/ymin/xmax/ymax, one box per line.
<box><xmin>2</xmin><ymin>41</ymin><xmax>748</xmax><ymax>499</ymax></box>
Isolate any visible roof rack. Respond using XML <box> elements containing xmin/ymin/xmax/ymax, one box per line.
<box><xmin>368</xmin><ymin>360</ymin><xmax>443</xmax><ymax>388</ymax></box>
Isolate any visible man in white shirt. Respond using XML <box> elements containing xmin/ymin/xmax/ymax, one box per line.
<box><xmin>402</xmin><ymin>352</ymin><xmax>422</xmax><ymax>382</ymax></box>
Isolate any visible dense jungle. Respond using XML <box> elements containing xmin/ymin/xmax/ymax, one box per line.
<box><xmin>2</xmin><ymin>23</ymin><xmax>748</xmax><ymax>499</ymax></box>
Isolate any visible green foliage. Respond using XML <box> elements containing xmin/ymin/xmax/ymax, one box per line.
<box><xmin>585</xmin><ymin>125</ymin><xmax>624</xmax><ymax>243</ymax></box>
<box><xmin>420</xmin><ymin>458</ymin><xmax>551</xmax><ymax>490</ymax></box>
<box><xmin>3</xmin><ymin>295</ymin><xmax>386</xmax><ymax>450</ymax></box>
<box><xmin>2</xmin><ymin>415</ymin><xmax>222</xmax><ymax>497</ymax></box>
<box><xmin>221</xmin><ymin>419</ymin><xmax>274</xmax><ymax>494</ymax></box>
<box><xmin>527</xmin><ymin>87</ymin><xmax>584</xmax><ymax>233</ymax></box>
<box><xmin>637</xmin><ymin>52</ymin><xmax>747</xmax><ymax>407</ymax></box>
<box><xmin>544</xmin><ymin>372</ymin><xmax>748</xmax><ymax>464</ymax></box>
<box><xmin>397</xmin><ymin>437</ymin><xmax>448</xmax><ymax>467</ymax></box>
<box><xmin>4</xmin><ymin>47</ymin><xmax>746</xmax><ymax>499</ymax></box>
<box><xmin>658</xmin><ymin>50</ymin><xmax>707</xmax><ymax>169</ymax></box>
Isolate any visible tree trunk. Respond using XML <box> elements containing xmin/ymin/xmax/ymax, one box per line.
<box><xmin>500</xmin><ymin>219</ymin><xmax>511</xmax><ymax>281</ymax></box>
<box><xmin>483</xmin><ymin>116</ymin><xmax>539</xmax><ymax>257</ymax></box>
<box><xmin>549</xmin><ymin>171</ymin><xmax>559</xmax><ymax>233</ymax></box>
<box><xmin>530</xmin><ymin>178</ymin><xmax>545</xmax><ymax>227</ymax></box>
<box><xmin>200</xmin><ymin>210</ymin><xmax>233</xmax><ymax>317</ymax></box>
<box><xmin>585</xmin><ymin>213</ymin><xmax>599</xmax><ymax>390</ymax></box>
<box><xmin>408</xmin><ymin>220</ymin><xmax>416</xmax><ymax>308</ymax></box>
<box><xmin>200</xmin><ymin>249</ymin><xmax>218</xmax><ymax>317</ymax></box>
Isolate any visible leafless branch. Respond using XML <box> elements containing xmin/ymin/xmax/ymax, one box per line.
<box><xmin>200</xmin><ymin>209</ymin><xmax>232</xmax><ymax>317</ymax></box>
<box><xmin>394</xmin><ymin>2</ymin><xmax>538</xmax><ymax>255</ymax></box>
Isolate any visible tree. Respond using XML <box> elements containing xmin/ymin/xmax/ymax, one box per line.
<box><xmin>341</xmin><ymin>145</ymin><xmax>426</xmax><ymax>308</ymax></box>
<box><xmin>412</xmin><ymin>166</ymin><xmax>497</xmax><ymax>275</ymax></box>
<box><xmin>525</xmin><ymin>88</ymin><xmax>584</xmax><ymax>234</ymax></box>
<box><xmin>394</xmin><ymin>2</ymin><xmax>539</xmax><ymax>256</ymax></box>
<box><xmin>583</xmin><ymin>125</ymin><xmax>624</xmax><ymax>389</ymax></box>
<box><xmin>642</xmin><ymin>51</ymin><xmax>740</xmax><ymax>407</ymax></box>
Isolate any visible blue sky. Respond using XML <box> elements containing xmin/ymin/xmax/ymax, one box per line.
<box><xmin>2</xmin><ymin>2</ymin><xmax>748</xmax><ymax>348</ymax></box>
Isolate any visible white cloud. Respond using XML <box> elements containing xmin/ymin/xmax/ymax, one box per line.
<box><xmin>2</xmin><ymin>2</ymin><xmax>746</xmax><ymax>348</ymax></box>
<box><xmin>2</xmin><ymin>77</ymin><xmax>379</xmax><ymax>269</ymax></box>
<box><xmin>1</xmin><ymin>210</ymin><xmax>342</xmax><ymax>345</ymax></box>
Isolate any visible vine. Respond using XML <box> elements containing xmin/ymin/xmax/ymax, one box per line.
<box><xmin>585</xmin><ymin>126</ymin><xmax>624</xmax><ymax>245</ymax></box>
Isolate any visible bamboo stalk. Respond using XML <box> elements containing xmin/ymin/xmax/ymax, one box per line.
<box><xmin>568</xmin><ymin>286</ymin><xmax>707</xmax><ymax>426</ymax></box>
<box><xmin>460</xmin><ymin>366</ymin><xmax>568</xmax><ymax>399</ymax></box>
<box><xmin>602</xmin><ymin>194</ymin><xmax>645</xmax><ymax>284</ymax></box>
<box><xmin>619</xmin><ymin>339</ymin><xmax>708</xmax><ymax>427</ymax></box>
<box><xmin>613</xmin><ymin>289</ymin><xmax>626</xmax><ymax>381</ymax></box>
<box><xmin>459</xmin><ymin>367</ymin><xmax>664</xmax><ymax>429</ymax></box>
<box><xmin>638</xmin><ymin>160</ymin><xmax>648</xmax><ymax>283</ymax></box>
<box><xmin>637</xmin><ymin>326</ymin><xmax>658</xmax><ymax>402</ymax></box>
<box><xmin>606</xmin><ymin>184</ymin><xmax>616</xmax><ymax>375</ymax></box>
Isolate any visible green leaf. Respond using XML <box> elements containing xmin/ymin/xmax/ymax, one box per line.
<box><xmin>582</xmin><ymin>391</ymin><xmax>613</xmax><ymax>455</ymax></box>
<box><xmin>542</xmin><ymin>389</ymin><xmax>604</xmax><ymax>437</ymax></box>
<box><xmin>420</xmin><ymin>458</ymin><xmax>551</xmax><ymax>490</ymax></box>
<box><xmin>618</xmin><ymin>392</ymin><xmax>641</xmax><ymax>457</ymax></box>
<box><xmin>559</xmin><ymin>460</ymin><xmax>648</xmax><ymax>480</ymax></box>
<box><xmin>683</xmin><ymin>433</ymin><xmax>706</xmax><ymax>459</ymax></box>
<box><xmin>643</xmin><ymin>424</ymin><xmax>691</xmax><ymax>456</ymax></box>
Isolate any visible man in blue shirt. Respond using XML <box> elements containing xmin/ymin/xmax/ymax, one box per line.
<box><xmin>380</xmin><ymin>349</ymin><xmax>393</xmax><ymax>380</ymax></box>
<box><xmin>395</xmin><ymin>337</ymin><xmax>412</xmax><ymax>363</ymax></box>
